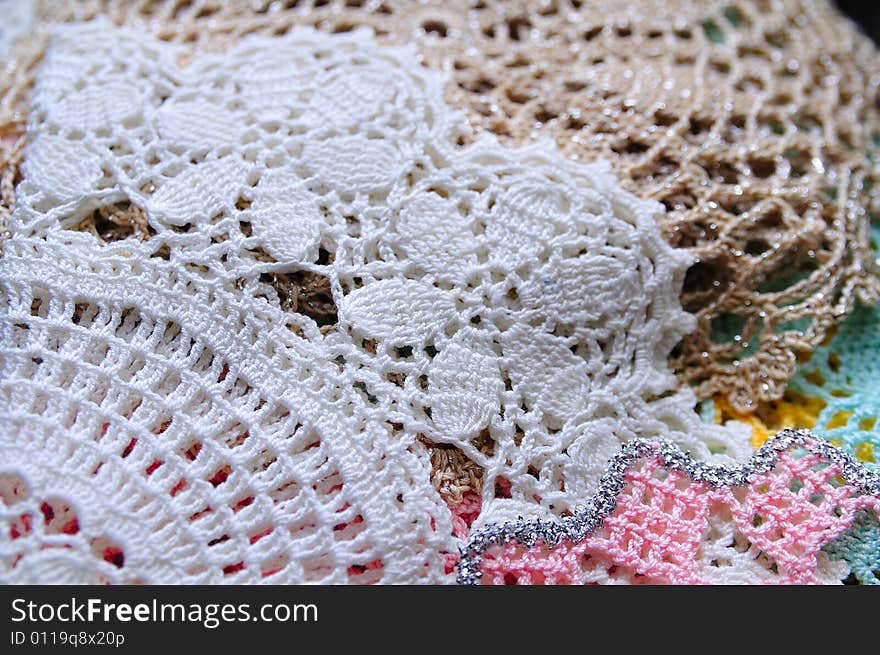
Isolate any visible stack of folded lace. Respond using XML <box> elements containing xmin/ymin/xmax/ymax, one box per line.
<box><xmin>1</xmin><ymin>0</ymin><xmax>879</xmax><ymax>585</ymax></box>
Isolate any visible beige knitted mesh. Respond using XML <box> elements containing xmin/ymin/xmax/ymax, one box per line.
<box><xmin>2</xmin><ymin>0</ymin><xmax>879</xmax><ymax>421</ymax></box>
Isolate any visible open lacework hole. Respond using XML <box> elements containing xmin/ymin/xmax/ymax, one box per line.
<box><xmin>61</xmin><ymin>187</ymin><xmax>340</xmax><ymax>330</ymax></box>
<box><xmin>0</xmin><ymin>474</ymin><xmax>34</xmax><ymax>542</ymax></box>
<box><xmin>713</xmin><ymin>389</ymin><xmax>827</xmax><ymax>444</ymax></box>
<box><xmin>0</xmin><ymin>478</ymin><xmax>129</xmax><ymax>574</ymax></box>
<box><xmin>256</xmin><ymin>248</ymin><xmax>338</xmax><ymax>329</ymax></box>
<box><xmin>681</xmin><ymin>258</ymin><xmax>733</xmax><ymax>312</ymax></box>
<box><xmin>419</xmin><ymin>438</ymin><xmax>486</xmax><ymax>539</ymax></box>
<box><xmin>755</xmin><ymin>249</ymin><xmax>823</xmax><ymax>298</ymax></box>
<box><xmin>418</xmin><ymin>431</ymin><xmax>494</xmax><ymax>505</ymax></box>
<box><xmin>705</xmin><ymin>524</ymin><xmax>782</xmax><ymax>577</ymax></box>
<box><xmin>68</xmin><ymin>200</ymin><xmax>155</xmax><ymax>243</ymax></box>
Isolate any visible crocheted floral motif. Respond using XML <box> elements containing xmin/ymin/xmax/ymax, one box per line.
<box><xmin>3</xmin><ymin>22</ymin><xmax>470</xmax><ymax>584</ymax></box>
<box><xmin>0</xmin><ymin>17</ymin><xmax>757</xmax><ymax>585</ymax></box>
<box><xmin>8</xmin><ymin>0</ymin><xmax>879</xmax><ymax>413</ymax></box>
<box><xmin>461</xmin><ymin>431</ymin><xmax>879</xmax><ymax>585</ymax></box>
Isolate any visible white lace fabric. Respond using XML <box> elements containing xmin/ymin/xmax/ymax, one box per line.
<box><xmin>0</xmin><ymin>20</ymin><xmax>750</xmax><ymax>583</ymax></box>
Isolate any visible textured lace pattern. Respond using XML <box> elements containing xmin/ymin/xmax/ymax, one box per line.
<box><xmin>825</xmin><ymin>509</ymin><xmax>880</xmax><ymax>585</ymax></box>
<box><xmin>786</xmin><ymin>304</ymin><xmax>880</xmax><ymax>467</ymax></box>
<box><xmin>695</xmin><ymin>299</ymin><xmax>880</xmax><ymax>583</ymax></box>
<box><xmin>707</xmin><ymin>302</ymin><xmax>880</xmax><ymax>460</ymax></box>
<box><xmin>460</xmin><ymin>430</ymin><xmax>879</xmax><ymax>585</ymax></box>
<box><xmin>2</xmin><ymin>0</ymin><xmax>879</xmax><ymax>412</ymax></box>
<box><xmin>760</xmin><ymin>303</ymin><xmax>880</xmax><ymax>584</ymax></box>
<box><xmin>0</xmin><ymin>21</ymin><xmax>756</xmax><ymax>583</ymax></box>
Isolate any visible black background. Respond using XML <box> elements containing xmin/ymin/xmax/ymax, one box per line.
<box><xmin>837</xmin><ymin>1</ymin><xmax>880</xmax><ymax>43</ymax></box>
<box><xmin>0</xmin><ymin>586</ymin><xmax>871</xmax><ymax>650</ymax></box>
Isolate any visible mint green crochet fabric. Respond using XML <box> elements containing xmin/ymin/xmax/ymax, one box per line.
<box><xmin>825</xmin><ymin>509</ymin><xmax>880</xmax><ymax>585</ymax></box>
<box><xmin>787</xmin><ymin>303</ymin><xmax>880</xmax><ymax>467</ymax></box>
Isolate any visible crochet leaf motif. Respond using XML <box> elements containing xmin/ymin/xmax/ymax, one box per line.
<box><xmin>1</xmin><ymin>21</ymin><xmax>753</xmax><ymax>583</ymax></box>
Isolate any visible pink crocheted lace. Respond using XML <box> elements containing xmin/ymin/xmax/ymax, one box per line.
<box><xmin>476</xmin><ymin>450</ymin><xmax>880</xmax><ymax>585</ymax></box>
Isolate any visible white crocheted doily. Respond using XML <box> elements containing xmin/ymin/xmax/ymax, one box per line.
<box><xmin>0</xmin><ymin>21</ymin><xmax>751</xmax><ymax>583</ymax></box>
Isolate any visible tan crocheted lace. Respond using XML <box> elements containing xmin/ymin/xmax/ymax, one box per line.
<box><xmin>2</xmin><ymin>1</ymin><xmax>879</xmax><ymax>432</ymax></box>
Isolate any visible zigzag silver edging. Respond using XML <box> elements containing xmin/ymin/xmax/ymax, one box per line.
<box><xmin>455</xmin><ymin>428</ymin><xmax>880</xmax><ymax>585</ymax></box>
